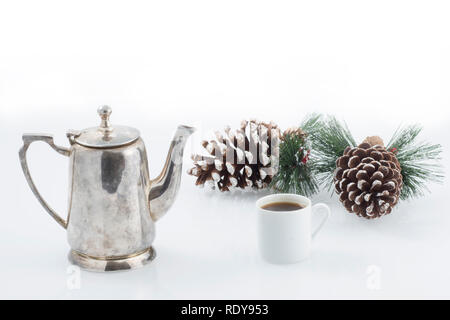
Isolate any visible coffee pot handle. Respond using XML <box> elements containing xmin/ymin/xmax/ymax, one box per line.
<box><xmin>19</xmin><ymin>134</ymin><xmax>70</xmax><ymax>229</ymax></box>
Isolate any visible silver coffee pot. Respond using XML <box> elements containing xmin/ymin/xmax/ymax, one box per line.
<box><xmin>19</xmin><ymin>106</ymin><xmax>195</xmax><ymax>271</ymax></box>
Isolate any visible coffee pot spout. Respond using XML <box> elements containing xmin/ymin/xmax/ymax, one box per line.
<box><xmin>149</xmin><ymin>125</ymin><xmax>195</xmax><ymax>221</ymax></box>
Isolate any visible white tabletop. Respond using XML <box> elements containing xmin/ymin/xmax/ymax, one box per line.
<box><xmin>2</xmin><ymin>129</ymin><xmax>449</xmax><ymax>299</ymax></box>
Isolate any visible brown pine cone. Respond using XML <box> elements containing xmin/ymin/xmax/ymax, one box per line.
<box><xmin>187</xmin><ymin>120</ymin><xmax>281</xmax><ymax>192</ymax></box>
<box><xmin>333</xmin><ymin>139</ymin><xmax>403</xmax><ymax>219</ymax></box>
<box><xmin>282</xmin><ymin>127</ymin><xmax>306</xmax><ymax>140</ymax></box>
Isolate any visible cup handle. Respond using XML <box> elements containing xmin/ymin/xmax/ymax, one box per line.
<box><xmin>311</xmin><ymin>203</ymin><xmax>330</xmax><ymax>239</ymax></box>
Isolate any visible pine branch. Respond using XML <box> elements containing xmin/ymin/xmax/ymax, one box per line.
<box><xmin>270</xmin><ymin>115</ymin><xmax>321</xmax><ymax>196</ymax></box>
<box><xmin>300</xmin><ymin>113</ymin><xmax>322</xmax><ymax>135</ymax></box>
<box><xmin>309</xmin><ymin>115</ymin><xmax>356</xmax><ymax>190</ymax></box>
<box><xmin>387</xmin><ymin>125</ymin><xmax>443</xmax><ymax>200</ymax></box>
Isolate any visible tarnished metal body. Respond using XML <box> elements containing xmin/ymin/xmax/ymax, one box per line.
<box><xmin>19</xmin><ymin>106</ymin><xmax>194</xmax><ymax>271</ymax></box>
<box><xmin>67</xmin><ymin>139</ymin><xmax>154</xmax><ymax>258</ymax></box>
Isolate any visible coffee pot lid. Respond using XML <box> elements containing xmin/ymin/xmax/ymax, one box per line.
<box><xmin>73</xmin><ymin>106</ymin><xmax>140</xmax><ymax>148</ymax></box>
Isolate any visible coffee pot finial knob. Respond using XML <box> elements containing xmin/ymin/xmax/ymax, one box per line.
<box><xmin>97</xmin><ymin>105</ymin><xmax>112</xmax><ymax>131</ymax></box>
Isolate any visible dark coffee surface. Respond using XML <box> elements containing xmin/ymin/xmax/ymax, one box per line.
<box><xmin>261</xmin><ymin>201</ymin><xmax>304</xmax><ymax>212</ymax></box>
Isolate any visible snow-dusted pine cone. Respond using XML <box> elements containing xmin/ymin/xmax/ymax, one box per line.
<box><xmin>282</xmin><ymin>127</ymin><xmax>306</xmax><ymax>140</ymax></box>
<box><xmin>334</xmin><ymin>137</ymin><xmax>403</xmax><ymax>219</ymax></box>
<box><xmin>187</xmin><ymin>120</ymin><xmax>281</xmax><ymax>191</ymax></box>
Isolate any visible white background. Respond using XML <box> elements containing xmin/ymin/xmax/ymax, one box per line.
<box><xmin>1</xmin><ymin>0</ymin><xmax>449</xmax><ymax>299</ymax></box>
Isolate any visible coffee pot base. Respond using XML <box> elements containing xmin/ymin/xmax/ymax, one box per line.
<box><xmin>68</xmin><ymin>247</ymin><xmax>156</xmax><ymax>272</ymax></box>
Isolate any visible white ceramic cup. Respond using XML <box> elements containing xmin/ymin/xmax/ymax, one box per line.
<box><xmin>256</xmin><ymin>194</ymin><xmax>330</xmax><ymax>264</ymax></box>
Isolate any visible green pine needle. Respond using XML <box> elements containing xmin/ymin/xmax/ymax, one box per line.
<box><xmin>309</xmin><ymin>115</ymin><xmax>356</xmax><ymax>190</ymax></box>
<box><xmin>300</xmin><ymin>113</ymin><xmax>323</xmax><ymax>135</ymax></box>
<box><xmin>387</xmin><ymin>125</ymin><xmax>443</xmax><ymax>200</ymax></box>
<box><xmin>270</xmin><ymin>114</ymin><xmax>321</xmax><ymax>196</ymax></box>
